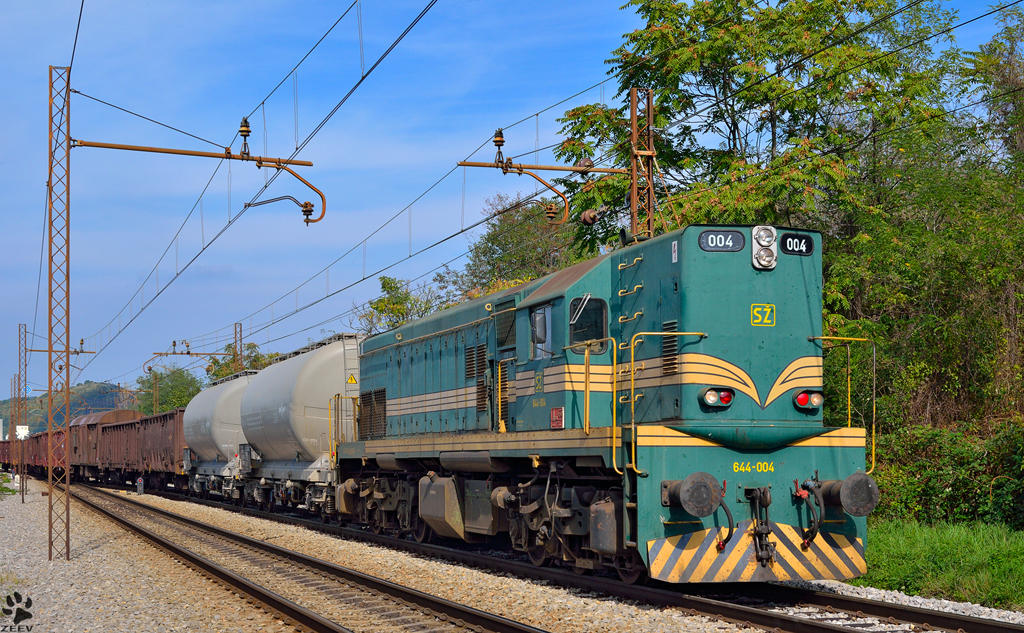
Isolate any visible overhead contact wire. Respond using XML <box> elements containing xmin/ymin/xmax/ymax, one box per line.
<box><xmin>76</xmin><ymin>0</ymin><xmax>438</xmax><ymax>378</ymax></box>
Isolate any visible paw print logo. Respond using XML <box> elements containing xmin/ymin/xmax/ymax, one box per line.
<box><xmin>2</xmin><ymin>592</ymin><xmax>32</xmax><ymax>625</ymax></box>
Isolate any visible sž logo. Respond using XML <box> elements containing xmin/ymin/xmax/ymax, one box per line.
<box><xmin>1</xmin><ymin>591</ymin><xmax>32</xmax><ymax>628</ymax></box>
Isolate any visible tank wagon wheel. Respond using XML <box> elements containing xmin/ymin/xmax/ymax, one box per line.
<box><xmin>413</xmin><ymin>518</ymin><xmax>432</xmax><ymax>543</ymax></box>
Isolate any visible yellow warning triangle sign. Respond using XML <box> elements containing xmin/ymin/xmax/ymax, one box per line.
<box><xmin>347</xmin><ymin>374</ymin><xmax>357</xmax><ymax>384</ymax></box>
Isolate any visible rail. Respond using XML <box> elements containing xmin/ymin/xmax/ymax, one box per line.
<box><xmin>76</xmin><ymin>480</ymin><xmax>1023</xmax><ymax>633</ymax></box>
<box><xmin>75</xmin><ymin>485</ymin><xmax>543</xmax><ymax>633</ymax></box>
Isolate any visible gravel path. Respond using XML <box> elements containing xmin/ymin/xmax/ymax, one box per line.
<box><xmin>113</xmin><ymin>490</ymin><xmax>738</xmax><ymax>633</ymax></box>
<box><xmin>782</xmin><ymin>578</ymin><xmax>1024</xmax><ymax>626</ymax></box>
<box><xmin>0</xmin><ymin>478</ymin><xmax>302</xmax><ymax>633</ymax></box>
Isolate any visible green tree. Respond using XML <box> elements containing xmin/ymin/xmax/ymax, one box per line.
<box><xmin>135</xmin><ymin>364</ymin><xmax>204</xmax><ymax>416</ymax></box>
<box><xmin>206</xmin><ymin>342</ymin><xmax>278</xmax><ymax>381</ymax></box>
<box><xmin>968</xmin><ymin>8</ymin><xmax>1024</xmax><ymax>160</ymax></box>
<box><xmin>555</xmin><ymin>0</ymin><xmax>959</xmax><ymax>250</ymax></box>
<box><xmin>349</xmin><ymin>276</ymin><xmax>453</xmax><ymax>336</ymax></box>
<box><xmin>453</xmin><ymin>193</ymin><xmax>587</xmax><ymax>297</ymax></box>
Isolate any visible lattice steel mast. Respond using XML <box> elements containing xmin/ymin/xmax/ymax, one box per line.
<box><xmin>47</xmin><ymin>65</ymin><xmax>72</xmax><ymax>561</ymax></box>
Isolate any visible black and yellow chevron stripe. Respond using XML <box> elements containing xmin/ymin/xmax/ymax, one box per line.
<box><xmin>646</xmin><ymin>520</ymin><xmax>865</xmax><ymax>582</ymax></box>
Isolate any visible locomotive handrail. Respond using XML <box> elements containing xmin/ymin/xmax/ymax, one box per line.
<box><xmin>809</xmin><ymin>336</ymin><xmax>877</xmax><ymax>475</ymax></box>
<box><xmin>563</xmin><ymin>337</ymin><xmax>621</xmax><ymax>474</ymax></box>
<box><xmin>617</xmin><ymin>255</ymin><xmax>643</xmax><ymax>270</ymax></box>
<box><xmin>628</xmin><ymin>331</ymin><xmax>707</xmax><ymax>476</ymax></box>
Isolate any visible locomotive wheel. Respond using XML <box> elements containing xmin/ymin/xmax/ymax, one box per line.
<box><xmin>617</xmin><ymin>565</ymin><xmax>645</xmax><ymax>584</ymax></box>
<box><xmin>527</xmin><ymin>544</ymin><xmax>548</xmax><ymax>567</ymax></box>
<box><xmin>413</xmin><ymin>519</ymin><xmax>431</xmax><ymax>543</ymax></box>
<box><xmin>320</xmin><ymin>509</ymin><xmax>331</xmax><ymax>524</ymax></box>
<box><xmin>370</xmin><ymin>509</ymin><xmax>384</xmax><ymax>534</ymax></box>
<box><xmin>616</xmin><ymin>553</ymin><xmax>648</xmax><ymax>585</ymax></box>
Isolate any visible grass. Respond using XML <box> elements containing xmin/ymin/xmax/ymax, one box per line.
<box><xmin>852</xmin><ymin>518</ymin><xmax>1024</xmax><ymax>610</ymax></box>
<box><xmin>0</xmin><ymin>474</ymin><xmax>15</xmax><ymax>497</ymax></box>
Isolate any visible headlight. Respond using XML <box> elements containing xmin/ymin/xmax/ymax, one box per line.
<box><xmin>703</xmin><ymin>390</ymin><xmax>719</xmax><ymax>405</ymax></box>
<box><xmin>755</xmin><ymin>227</ymin><xmax>775</xmax><ymax>247</ymax></box>
<box><xmin>809</xmin><ymin>392</ymin><xmax>824</xmax><ymax>407</ymax></box>
<box><xmin>756</xmin><ymin>248</ymin><xmax>776</xmax><ymax>268</ymax></box>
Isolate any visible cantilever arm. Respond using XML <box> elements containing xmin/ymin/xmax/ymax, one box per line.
<box><xmin>256</xmin><ymin>160</ymin><xmax>327</xmax><ymax>225</ymax></box>
<box><xmin>511</xmin><ymin>168</ymin><xmax>569</xmax><ymax>225</ymax></box>
<box><xmin>458</xmin><ymin>159</ymin><xmax>589</xmax><ymax>225</ymax></box>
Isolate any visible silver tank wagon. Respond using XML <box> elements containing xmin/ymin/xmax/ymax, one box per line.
<box><xmin>240</xmin><ymin>333</ymin><xmax>361</xmax><ymax>514</ymax></box>
<box><xmin>182</xmin><ymin>371</ymin><xmax>256</xmax><ymax>499</ymax></box>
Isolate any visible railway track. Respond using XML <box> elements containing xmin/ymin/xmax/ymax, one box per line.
<box><xmin>87</xmin><ymin>484</ymin><xmax>1024</xmax><ymax>633</ymax></box>
<box><xmin>71</xmin><ymin>485</ymin><xmax>544</xmax><ymax>633</ymax></box>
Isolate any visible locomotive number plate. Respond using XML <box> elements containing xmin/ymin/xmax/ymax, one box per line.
<box><xmin>734</xmin><ymin>461</ymin><xmax>774</xmax><ymax>473</ymax></box>
<box><xmin>699</xmin><ymin>230</ymin><xmax>745</xmax><ymax>252</ymax></box>
<box><xmin>779</xmin><ymin>233</ymin><xmax>813</xmax><ymax>256</ymax></box>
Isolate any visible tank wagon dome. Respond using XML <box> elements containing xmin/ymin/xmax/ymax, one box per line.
<box><xmin>240</xmin><ymin>333</ymin><xmax>361</xmax><ymax>463</ymax></box>
<box><xmin>183</xmin><ymin>372</ymin><xmax>256</xmax><ymax>462</ymax></box>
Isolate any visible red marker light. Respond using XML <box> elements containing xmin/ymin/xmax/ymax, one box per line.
<box><xmin>719</xmin><ymin>391</ymin><xmax>733</xmax><ymax>405</ymax></box>
<box><xmin>796</xmin><ymin>392</ymin><xmax>810</xmax><ymax>407</ymax></box>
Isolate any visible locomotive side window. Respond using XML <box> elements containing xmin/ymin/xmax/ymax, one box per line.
<box><xmin>530</xmin><ymin>305</ymin><xmax>553</xmax><ymax>359</ymax></box>
<box><xmin>568</xmin><ymin>296</ymin><xmax>608</xmax><ymax>354</ymax></box>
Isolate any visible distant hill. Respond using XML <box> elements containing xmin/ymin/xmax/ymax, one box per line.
<box><xmin>0</xmin><ymin>380</ymin><xmax>128</xmax><ymax>439</ymax></box>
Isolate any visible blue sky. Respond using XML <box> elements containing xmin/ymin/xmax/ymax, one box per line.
<box><xmin>0</xmin><ymin>0</ymin><xmax>1005</xmax><ymax>397</ymax></box>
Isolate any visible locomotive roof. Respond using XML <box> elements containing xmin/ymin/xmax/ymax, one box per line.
<box><xmin>361</xmin><ymin>246</ymin><xmax>616</xmax><ymax>353</ymax></box>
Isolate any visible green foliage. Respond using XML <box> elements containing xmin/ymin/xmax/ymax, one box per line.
<box><xmin>349</xmin><ymin>276</ymin><xmax>455</xmax><ymax>336</ymax></box>
<box><xmin>556</xmin><ymin>0</ymin><xmax>959</xmax><ymax>249</ymax></box>
<box><xmin>134</xmin><ymin>364</ymin><xmax>204</xmax><ymax>416</ymax></box>
<box><xmin>853</xmin><ymin>518</ymin><xmax>1024</xmax><ymax>609</ymax></box>
<box><xmin>0</xmin><ymin>474</ymin><xmax>15</xmax><ymax>497</ymax></box>
<box><xmin>871</xmin><ymin>420</ymin><xmax>1024</xmax><ymax>527</ymax></box>
<box><xmin>206</xmin><ymin>342</ymin><xmax>278</xmax><ymax>381</ymax></box>
<box><xmin>967</xmin><ymin>7</ymin><xmax>1024</xmax><ymax>159</ymax></box>
<box><xmin>452</xmin><ymin>193</ymin><xmax>587</xmax><ymax>297</ymax></box>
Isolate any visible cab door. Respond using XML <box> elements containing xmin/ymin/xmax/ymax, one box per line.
<box><xmin>492</xmin><ymin>303</ymin><xmax>517</xmax><ymax>432</ymax></box>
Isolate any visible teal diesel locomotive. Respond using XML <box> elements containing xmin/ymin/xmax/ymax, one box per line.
<box><xmin>342</xmin><ymin>223</ymin><xmax>878</xmax><ymax>583</ymax></box>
